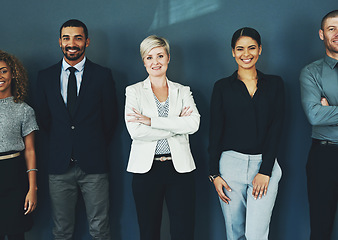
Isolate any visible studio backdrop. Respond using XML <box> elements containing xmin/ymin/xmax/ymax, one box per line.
<box><xmin>1</xmin><ymin>0</ymin><xmax>337</xmax><ymax>239</ymax></box>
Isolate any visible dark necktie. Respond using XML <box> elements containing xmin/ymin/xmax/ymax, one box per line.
<box><xmin>67</xmin><ymin>67</ymin><xmax>77</xmax><ymax>117</ymax></box>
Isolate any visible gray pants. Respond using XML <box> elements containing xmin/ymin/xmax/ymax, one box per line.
<box><xmin>218</xmin><ymin>151</ymin><xmax>282</xmax><ymax>240</ymax></box>
<box><xmin>49</xmin><ymin>165</ymin><xmax>111</xmax><ymax>240</ymax></box>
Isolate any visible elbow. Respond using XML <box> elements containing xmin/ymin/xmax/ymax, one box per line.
<box><xmin>126</xmin><ymin>127</ymin><xmax>142</xmax><ymax>140</ymax></box>
<box><xmin>126</xmin><ymin>124</ymin><xmax>150</xmax><ymax>141</ymax></box>
<box><xmin>307</xmin><ymin>114</ymin><xmax>324</xmax><ymax>126</ymax></box>
<box><xmin>308</xmin><ymin>117</ymin><xmax>318</xmax><ymax>126</ymax></box>
<box><xmin>187</xmin><ymin>117</ymin><xmax>200</xmax><ymax>134</ymax></box>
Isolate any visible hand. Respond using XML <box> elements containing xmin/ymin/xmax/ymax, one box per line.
<box><xmin>321</xmin><ymin>97</ymin><xmax>329</xmax><ymax>106</ymax></box>
<box><xmin>127</xmin><ymin>108</ymin><xmax>151</xmax><ymax>126</ymax></box>
<box><xmin>213</xmin><ymin>176</ymin><xmax>232</xmax><ymax>204</ymax></box>
<box><xmin>252</xmin><ymin>173</ymin><xmax>270</xmax><ymax>200</ymax></box>
<box><xmin>179</xmin><ymin>106</ymin><xmax>193</xmax><ymax>117</ymax></box>
<box><xmin>24</xmin><ymin>188</ymin><xmax>37</xmax><ymax>215</ymax></box>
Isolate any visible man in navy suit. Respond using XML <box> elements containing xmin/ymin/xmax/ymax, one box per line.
<box><xmin>36</xmin><ymin>19</ymin><xmax>117</xmax><ymax>240</ymax></box>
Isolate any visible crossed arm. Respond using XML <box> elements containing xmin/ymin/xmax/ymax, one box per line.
<box><xmin>125</xmin><ymin>86</ymin><xmax>200</xmax><ymax>141</ymax></box>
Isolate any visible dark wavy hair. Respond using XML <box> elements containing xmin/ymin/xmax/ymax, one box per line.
<box><xmin>231</xmin><ymin>27</ymin><xmax>261</xmax><ymax>49</ymax></box>
<box><xmin>0</xmin><ymin>50</ymin><xmax>28</xmax><ymax>102</ymax></box>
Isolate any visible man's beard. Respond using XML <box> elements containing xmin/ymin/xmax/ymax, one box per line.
<box><xmin>63</xmin><ymin>46</ymin><xmax>85</xmax><ymax>61</ymax></box>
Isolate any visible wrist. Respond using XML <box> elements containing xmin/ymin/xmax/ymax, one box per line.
<box><xmin>208</xmin><ymin>174</ymin><xmax>220</xmax><ymax>182</ymax></box>
<box><xmin>29</xmin><ymin>186</ymin><xmax>38</xmax><ymax>191</ymax></box>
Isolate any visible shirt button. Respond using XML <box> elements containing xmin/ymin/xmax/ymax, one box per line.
<box><xmin>71</xmin><ymin>126</ymin><xmax>75</xmax><ymax>130</ymax></box>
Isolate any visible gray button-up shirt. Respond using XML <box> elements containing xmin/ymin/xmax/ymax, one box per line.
<box><xmin>300</xmin><ymin>54</ymin><xmax>338</xmax><ymax>142</ymax></box>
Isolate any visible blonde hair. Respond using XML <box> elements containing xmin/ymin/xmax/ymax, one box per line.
<box><xmin>140</xmin><ymin>35</ymin><xmax>170</xmax><ymax>60</ymax></box>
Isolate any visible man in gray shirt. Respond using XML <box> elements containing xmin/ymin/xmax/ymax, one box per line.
<box><xmin>300</xmin><ymin>9</ymin><xmax>338</xmax><ymax>240</ymax></box>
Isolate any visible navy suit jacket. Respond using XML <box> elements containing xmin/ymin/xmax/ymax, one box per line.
<box><xmin>36</xmin><ymin>59</ymin><xmax>117</xmax><ymax>174</ymax></box>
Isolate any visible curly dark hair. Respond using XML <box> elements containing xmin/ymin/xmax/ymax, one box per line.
<box><xmin>0</xmin><ymin>50</ymin><xmax>28</xmax><ymax>102</ymax></box>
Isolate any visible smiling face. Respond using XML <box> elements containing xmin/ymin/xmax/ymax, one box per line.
<box><xmin>59</xmin><ymin>26</ymin><xmax>90</xmax><ymax>66</ymax></box>
<box><xmin>0</xmin><ymin>61</ymin><xmax>12</xmax><ymax>98</ymax></box>
<box><xmin>143</xmin><ymin>47</ymin><xmax>170</xmax><ymax>78</ymax></box>
<box><xmin>319</xmin><ymin>16</ymin><xmax>338</xmax><ymax>59</ymax></box>
<box><xmin>232</xmin><ymin>36</ymin><xmax>262</xmax><ymax>71</ymax></box>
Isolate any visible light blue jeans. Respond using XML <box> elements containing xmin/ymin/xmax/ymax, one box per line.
<box><xmin>218</xmin><ymin>151</ymin><xmax>282</xmax><ymax>240</ymax></box>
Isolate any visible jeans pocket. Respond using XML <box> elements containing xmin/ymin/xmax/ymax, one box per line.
<box><xmin>271</xmin><ymin>160</ymin><xmax>282</xmax><ymax>183</ymax></box>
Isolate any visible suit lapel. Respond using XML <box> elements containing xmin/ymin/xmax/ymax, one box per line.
<box><xmin>52</xmin><ymin>61</ymin><xmax>70</xmax><ymax>118</ymax></box>
<box><xmin>143</xmin><ymin>78</ymin><xmax>158</xmax><ymax>117</ymax></box>
<box><xmin>167</xmin><ymin>79</ymin><xmax>178</xmax><ymax>117</ymax></box>
<box><xmin>143</xmin><ymin>78</ymin><xmax>179</xmax><ymax>117</ymax></box>
<box><xmin>73</xmin><ymin>59</ymin><xmax>91</xmax><ymax>117</ymax></box>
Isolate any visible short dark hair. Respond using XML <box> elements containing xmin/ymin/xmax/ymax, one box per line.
<box><xmin>60</xmin><ymin>19</ymin><xmax>88</xmax><ymax>39</ymax></box>
<box><xmin>321</xmin><ymin>10</ymin><xmax>338</xmax><ymax>30</ymax></box>
<box><xmin>231</xmin><ymin>27</ymin><xmax>261</xmax><ymax>49</ymax></box>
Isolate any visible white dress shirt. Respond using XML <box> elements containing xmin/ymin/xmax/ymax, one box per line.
<box><xmin>60</xmin><ymin>57</ymin><xmax>86</xmax><ymax>105</ymax></box>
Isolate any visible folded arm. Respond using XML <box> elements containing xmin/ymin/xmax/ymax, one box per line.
<box><xmin>151</xmin><ymin>86</ymin><xmax>200</xmax><ymax>134</ymax></box>
<box><xmin>125</xmin><ymin>86</ymin><xmax>174</xmax><ymax>141</ymax></box>
<box><xmin>300</xmin><ymin>67</ymin><xmax>338</xmax><ymax>126</ymax></box>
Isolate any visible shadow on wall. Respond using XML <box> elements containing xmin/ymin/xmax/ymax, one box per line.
<box><xmin>149</xmin><ymin>0</ymin><xmax>221</xmax><ymax>30</ymax></box>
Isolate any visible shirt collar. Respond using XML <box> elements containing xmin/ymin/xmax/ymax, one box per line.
<box><xmin>62</xmin><ymin>56</ymin><xmax>86</xmax><ymax>72</ymax></box>
<box><xmin>324</xmin><ymin>54</ymin><xmax>338</xmax><ymax>69</ymax></box>
<box><xmin>230</xmin><ymin>69</ymin><xmax>266</xmax><ymax>83</ymax></box>
<box><xmin>143</xmin><ymin>76</ymin><xmax>172</xmax><ymax>89</ymax></box>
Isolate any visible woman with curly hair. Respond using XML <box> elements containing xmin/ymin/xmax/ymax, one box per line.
<box><xmin>0</xmin><ymin>50</ymin><xmax>39</xmax><ymax>240</ymax></box>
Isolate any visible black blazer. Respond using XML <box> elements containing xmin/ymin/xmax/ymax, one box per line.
<box><xmin>36</xmin><ymin>59</ymin><xmax>117</xmax><ymax>174</ymax></box>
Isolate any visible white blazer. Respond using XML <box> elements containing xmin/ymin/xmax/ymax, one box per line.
<box><xmin>125</xmin><ymin>77</ymin><xmax>200</xmax><ymax>173</ymax></box>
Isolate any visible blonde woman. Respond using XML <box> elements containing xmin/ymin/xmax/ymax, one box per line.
<box><xmin>125</xmin><ymin>35</ymin><xmax>200</xmax><ymax>240</ymax></box>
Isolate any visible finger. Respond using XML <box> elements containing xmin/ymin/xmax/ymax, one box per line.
<box><xmin>132</xmin><ymin>108</ymin><xmax>141</xmax><ymax>114</ymax></box>
<box><xmin>254</xmin><ymin>186</ymin><xmax>261</xmax><ymax>200</ymax></box>
<box><xmin>258</xmin><ymin>188</ymin><xmax>264</xmax><ymax>199</ymax></box>
<box><xmin>321</xmin><ymin>98</ymin><xmax>329</xmax><ymax>106</ymax></box>
<box><xmin>180</xmin><ymin>107</ymin><xmax>188</xmax><ymax>116</ymax></box>
<box><xmin>252</xmin><ymin>185</ymin><xmax>257</xmax><ymax>197</ymax></box>
<box><xmin>186</xmin><ymin>110</ymin><xmax>193</xmax><ymax>116</ymax></box>
<box><xmin>263</xmin><ymin>185</ymin><xmax>268</xmax><ymax>196</ymax></box>
<box><xmin>182</xmin><ymin>106</ymin><xmax>188</xmax><ymax>112</ymax></box>
<box><xmin>24</xmin><ymin>198</ymin><xmax>28</xmax><ymax>211</ymax></box>
<box><xmin>223</xmin><ymin>182</ymin><xmax>232</xmax><ymax>192</ymax></box>
<box><xmin>126</xmin><ymin>113</ymin><xmax>139</xmax><ymax>118</ymax></box>
<box><xmin>25</xmin><ymin>201</ymin><xmax>31</xmax><ymax>215</ymax></box>
<box><xmin>216</xmin><ymin>188</ymin><xmax>230</xmax><ymax>204</ymax></box>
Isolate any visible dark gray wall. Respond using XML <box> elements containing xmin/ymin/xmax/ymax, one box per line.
<box><xmin>1</xmin><ymin>0</ymin><xmax>337</xmax><ymax>239</ymax></box>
